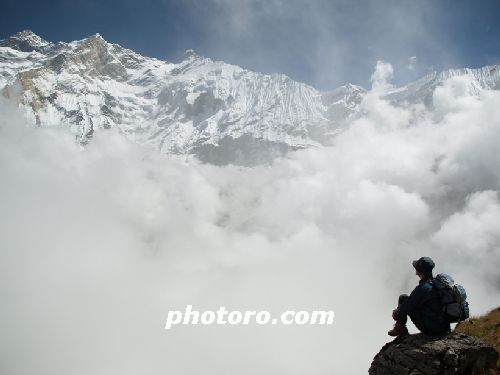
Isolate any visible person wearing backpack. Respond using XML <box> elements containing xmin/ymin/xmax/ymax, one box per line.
<box><xmin>388</xmin><ymin>257</ymin><xmax>451</xmax><ymax>336</ymax></box>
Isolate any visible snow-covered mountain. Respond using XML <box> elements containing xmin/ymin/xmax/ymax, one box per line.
<box><xmin>0</xmin><ymin>30</ymin><xmax>363</xmax><ymax>165</ymax></box>
<box><xmin>1</xmin><ymin>30</ymin><xmax>499</xmax><ymax>165</ymax></box>
<box><xmin>386</xmin><ymin>65</ymin><xmax>500</xmax><ymax>105</ymax></box>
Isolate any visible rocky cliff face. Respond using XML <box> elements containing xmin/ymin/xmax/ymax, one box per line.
<box><xmin>369</xmin><ymin>333</ymin><xmax>499</xmax><ymax>375</ymax></box>
<box><xmin>1</xmin><ymin>30</ymin><xmax>500</xmax><ymax>165</ymax></box>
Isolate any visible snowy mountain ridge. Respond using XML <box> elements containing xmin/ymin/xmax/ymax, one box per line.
<box><xmin>1</xmin><ymin>30</ymin><xmax>499</xmax><ymax>165</ymax></box>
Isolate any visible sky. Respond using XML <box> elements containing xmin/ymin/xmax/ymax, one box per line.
<box><xmin>1</xmin><ymin>0</ymin><xmax>500</xmax><ymax>89</ymax></box>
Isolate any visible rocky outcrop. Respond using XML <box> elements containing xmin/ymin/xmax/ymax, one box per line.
<box><xmin>369</xmin><ymin>333</ymin><xmax>499</xmax><ymax>375</ymax></box>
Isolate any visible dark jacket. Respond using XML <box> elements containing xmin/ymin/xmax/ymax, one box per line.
<box><xmin>395</xmin><ymin>278</ymin><xmax>450</xmax><ymax>335</ymax></box>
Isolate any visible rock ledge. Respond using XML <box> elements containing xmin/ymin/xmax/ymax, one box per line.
<box><xmin>369</xmin><ymin>332</ymin><xmax>498</xmax><ymax>375</ymax></box>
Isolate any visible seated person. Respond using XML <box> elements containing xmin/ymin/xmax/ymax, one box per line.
<box><xmin>388</xmin><ymin>257</ymin><xmax>451</xmax><ymax>336</ymax></box>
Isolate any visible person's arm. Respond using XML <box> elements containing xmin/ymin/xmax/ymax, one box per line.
<box><xmin>395</xmin><ymin>285</ymin><xmax>425</xmax><ymax>319</ymax></box>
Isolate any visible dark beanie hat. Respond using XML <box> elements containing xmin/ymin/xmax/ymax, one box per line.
<box><xmin>412</xmin><ymin>256</ymin><xmax>435</xmax><ymax>274</ymax></box>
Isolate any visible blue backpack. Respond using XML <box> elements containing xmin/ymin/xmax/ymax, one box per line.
<box><xmin>433</xmin><ymin>273</ymin><xmax>469</xmax><ymax>323</ymax></box>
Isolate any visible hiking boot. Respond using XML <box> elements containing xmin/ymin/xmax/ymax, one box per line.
<box><xmin>388</xmin><ymin>322</ymin><xmax>409</xmax><ymax>336</ymax></box>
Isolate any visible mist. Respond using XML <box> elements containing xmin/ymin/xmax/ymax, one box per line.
<box><xmin>1</xmin><ymin>63</ymin><xmax>499</xmax><ymax>374</ymax></box>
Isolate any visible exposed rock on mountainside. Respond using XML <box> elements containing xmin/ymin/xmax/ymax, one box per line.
<box><xmin>1</xmin><ymin>30</ymin><xmax>500</xmax><ymax>165</ymax></box>
<box><xmin>369</xmin><ymin>333</ymin><xmax>499</xmax><ymax>375</ymax></box>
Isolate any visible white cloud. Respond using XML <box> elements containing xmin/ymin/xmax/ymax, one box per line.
<box><xmin>370</xmin><ymin>60</ymin><xmax>394</xmax><ymax>93</ymax></box>
<box><xmin>407</xmin><ymin>56</ymin><xmax>417</xmax><ymax>70</ymax></box>
<box><xmin>1</xmin><ymin>64</ymin><xmax>500</xmax><ymax>374</ymax></box>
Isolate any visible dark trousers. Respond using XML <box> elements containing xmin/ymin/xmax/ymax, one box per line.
<box><xmin>396</xmin><ymin>294</ymin><xmax>451</xmax><ymax>335</ymax></box>
<box><xmin>396</xmin><ymin>294</ymin><xmax>426</xmax><ymax>332</ymax></box>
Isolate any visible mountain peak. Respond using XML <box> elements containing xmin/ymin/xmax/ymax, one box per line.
<box><xmin>183</xmin><ymin>49</ymin><xmax>202</xmax><ymax>60</ymax></box>
<box><xmin>13</xmin><ymin>30</ymin><xmax>46</xmax><ymax>43</ymax></box>
<box><xmin>13</xmin><ymin>29</ymin><xmax>34</xmax><ymax>37</ymax></box>
<box><xmin>78</xmin><ymin>33</ymin><xmax>110</xmax><ymax>51</ymax></box>
<box><xmin>0</xmin><ymin>29</ymin><xmax>49</xmax><ymax>52</ymax></box>
<box><xmin>343</xmin><ymin>83</ymin><xmax>364</xmax><ymax>91</ymax></box>
<box><xmin>11</xmin><ymin>29</ymin><xmax>31</xmax><ymax>37</ymax></box>
<box><xmin>82</xmin><ymin>33</ymin><xmax>107</xmax><ymax>44</ymax></box>
<box><xmin>89</xmin><ymin>33</ymin><xmax>104</xmax><ymax>40</ymax></box>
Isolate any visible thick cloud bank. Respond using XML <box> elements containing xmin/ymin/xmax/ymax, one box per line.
<box><xmin>1</xmin><ymin>64</ymin><xmax>499</xmax><ymax>374</ymax></box>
